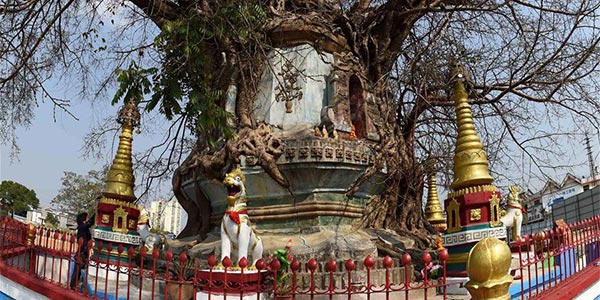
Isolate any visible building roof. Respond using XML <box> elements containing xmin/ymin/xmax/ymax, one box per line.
<box><xmin>581</xmin><ymin>174</ymin><xmax>600</xmax><ymax>184</ymax></box>
<box><xmin>539</xmin><ymin>173</ymin><xmax>587</xmax><ymax>195</ymax></box>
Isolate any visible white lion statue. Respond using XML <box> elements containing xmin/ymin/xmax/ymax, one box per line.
<box><xmin>221</xmin><ymin>167</ymin><xmax>263</xmax><ymax>266</ymax></box>
<box><xmin>501</xmin><ymin>185</ymin><xmax>526</xmax><ymax>241</ymax></box>
<box><xmin>137</xmin><ymin>207</ymin><xmax>162</xmax><ymax>251</ymax></box>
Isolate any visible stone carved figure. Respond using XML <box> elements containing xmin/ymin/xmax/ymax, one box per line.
<box><xmin>221</xmin><ymin>167</ymin><xmax>263</xmax><ymax>266</ymax></box>
<box><xmin>500</xmin><ymin>185</ymin><xmax>526</xmax><ymax>241</ymax></box>
<box><xmin>137</xmin><ymin>207</ymin><xmax>162</xmax><ymax>251</ymax></box>
<box><xmin>322</xmin><ymin>125</ymin><xmax>329</xmax><ymax>138</ymax></box>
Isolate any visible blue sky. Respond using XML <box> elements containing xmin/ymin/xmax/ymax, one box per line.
<box><xmin>1</xmin><ymin>99</ymin><xmax>113</xmax><ymax>207</ymax></box>
<box><xmin>0</xmin><ymin>92</ymin><xmax>171</xmax><ymax>208</ymax></box>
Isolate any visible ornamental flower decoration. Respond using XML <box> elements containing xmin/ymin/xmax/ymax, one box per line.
<box><xmin>420</xmin><ymin>261</ymin><xmax>443</xmax><ymax>280</ymax></box>
<box><xmin>265</xmin><ymin>239</ymin><xmax>293</xmax><ymax>296</ymax></box>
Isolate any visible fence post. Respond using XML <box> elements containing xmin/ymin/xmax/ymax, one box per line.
<box><xmin>465</xmin><ymin>237</ymin><xmax>512</xmax><ymax>300</ymax></box>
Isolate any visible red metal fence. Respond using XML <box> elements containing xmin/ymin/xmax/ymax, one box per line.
<box><xmin>514</xmin><ymin>215</ymin><xmax>600</xmax><ymax>300</ymax></box>
<box><xmin>3</xmin><ymin>215</ymin><xmax>600</xmax><ymax>300</ymax></box>
<box><xmin>0</xmin><ymin>216</ymin><xmax>451</xmax><ymax>300</ymax></box>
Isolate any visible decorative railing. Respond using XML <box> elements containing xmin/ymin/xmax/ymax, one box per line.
<box><xmin>4</xmin><ymin>214</ymin><xmax>599</xmax><ymax>300</ymax></box>
<box><xmin>513</xmin><ymin>215</ymin><xmax>600</xmax><ymax>300</ymax></box>
<box><xmin>0</xmin><ymin>216</ymin><xmax>451</xmax><ymax>300</ymax></box>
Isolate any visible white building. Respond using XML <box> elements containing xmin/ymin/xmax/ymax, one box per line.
<box><xmin>539</xmin><ymin>174</ymin><xmax>600</xmax><ymax>210</ymax></box>
<box><xmin>26</xmin><ymin>207</ymin><xmax>73</xmax><ymax>228</ymax></box>
<box><xmin>149</xmin><ymin>197</ymin><xmax>185</xmax><ymax>236</ymax></box>
<box><xmin>526</xmin><ymin>173</ymin><xmax>600</xmax><ymax>224</ymax></box>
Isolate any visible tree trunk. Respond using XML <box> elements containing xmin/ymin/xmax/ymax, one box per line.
<box><xmin>172</xmin><ymin>146</ymin><xmax>226</xmax><ymax>239</ymax></box>
<box><xmin>352</xmin><ymin>86</ymin><xmax>435</xmax><ymax>249</ymax></box>
<box><xmin>359</xmin><ymin>130</ymin><xmax>435</xmax><ymax>249</ymax></box>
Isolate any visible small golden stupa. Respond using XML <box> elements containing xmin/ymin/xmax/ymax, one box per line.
<box><xmin>450</xmin><ymin>63</ymin><xmax>493</xmax><ymax>191</ymax></box>
<box><xmin>424</xmin><ymin>172</ymin><xmax>446</xmax><ymax>232</ymax></box>
<box><xmin>94</xmin><ymin>100</ymin><xmax>142</xmax><ymax>259</ymax></box>
<box><xmin>102</xmin><ymin>100</ymin><xmax>140</xmax><ymax>202</ymax></box>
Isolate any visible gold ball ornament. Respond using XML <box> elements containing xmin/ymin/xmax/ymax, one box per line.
<box><xmin>465</xmin><ymin>237</ymin><xmax>513</xmax><ymax>300</ymax></box>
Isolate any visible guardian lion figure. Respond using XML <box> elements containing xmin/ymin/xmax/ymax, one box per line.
<box><xmin>137</xmin><ymin>207</ymin><xmax>163</xmax><ymax>251</ymax></box>
<box><xmin>221</xmin><ymin>167</ymin><xmax>263</xmax><ymax>266</ymax></box>
<box><xmin>501</xmin><ymin>185</ymin><xmax>526</xmax><ymax>241</ymax></box>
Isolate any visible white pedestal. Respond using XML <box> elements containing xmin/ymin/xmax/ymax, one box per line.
<box><xmin>88</xmin><ymin>263</ymin><xmax>132</xmax><ymax>281</ymax></box>
<box><xmin>86</xmin><ymin>264</ymin><xmax>135</xmax><ymax>299</ymax></box>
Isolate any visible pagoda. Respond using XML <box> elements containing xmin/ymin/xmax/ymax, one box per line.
<box><xmin>424</xmin><ymin>172</ymin><xmax>446</xmax><ymax>232</ymax></box>
<box><xmin>442</xmin><ymin>63</ymin><xmax>506</xmax><ymax>277</ymax></box>
<box><xmin>92</xmin><ymin>100</ymin><xmax>142</xmax><ymax>263</ymax></box>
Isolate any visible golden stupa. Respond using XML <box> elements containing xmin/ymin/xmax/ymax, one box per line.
<box><xmin>424</xmin><ymin>172</ymin><xmax>446</xmax><ymax>231</ymax></box>
<box><xmin>450</xmin><ymin>63</ymin><xmax>493</xmax><ymax>191</ymax></box>
<box><xmin>102</xmin><ymin>100</ymin><xmax>140</xmax><ymax>202</ymax></box>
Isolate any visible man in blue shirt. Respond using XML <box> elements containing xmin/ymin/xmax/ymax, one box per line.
<box><xmin>70</xmin><ymin>212</ymin><xmax>95</xmax><ymax>291</ymax></box>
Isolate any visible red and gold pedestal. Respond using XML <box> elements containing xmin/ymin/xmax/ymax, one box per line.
<box><xmin>443</xmin><ymin>186</ymin><xmax>506</xmax><ymax>277</ymax></box>
<box><xmin>92</xmin><ymin>198</ymin><xmax>142</xmax><ymax>263</ymax></box>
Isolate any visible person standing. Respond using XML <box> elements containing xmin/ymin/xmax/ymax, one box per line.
<box><xmin>70</xmin><ymin>212</ymin><xmax>95</xmax><ymax>292</ymax></box>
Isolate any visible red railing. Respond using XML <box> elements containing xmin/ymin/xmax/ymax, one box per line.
<box><xmin>3</xmin><ymin>214</ymin><xmax>600</xmax><ymax>300</ymax></box>
<box><xmin>514</xmin><ymin>215</ymin><xmax>600</xmax><ymax>300</ymax></box>
<box><xmin>0</xmin><ymin>216</ymin><xmax>451</xmax><ymax>300</ymax></box>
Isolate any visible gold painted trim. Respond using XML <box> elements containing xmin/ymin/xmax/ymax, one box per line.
<box><xmin>212</xmin><ymin>209</ymin><xmax>363</xmax><ymax>224</ymax></box>
<box><xmin>489</xmin><ymin>193</ymin><xmax>502</xmax><ymax>227</ymax></box>
<box><xmin>113</xmin><ymin>207</ymin><xmax>129</xmax><ymax>233</ymax></box>
<box><xmin>446</xmin><ymin>198</ymin><xmax>462</xmax><ymax>233</ymax></box>
<box><xmin>100</xmin><ymin>197</ymin><xmax>139</xmax><ymax>210</ymax></box>
<box><xmin>448</xmin><ymin>185</ymin><xmax>496</xmax><ymax>199</ymax></box>
<box><xmin>470</xmin><ymin>208</ymin><xmax>482</xmax><ymax>221</ymax></box>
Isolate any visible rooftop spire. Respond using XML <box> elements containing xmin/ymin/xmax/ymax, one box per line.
<box><xmin>102</xmin><ymin>100</ymin><xmax>141</xmax><ymax>202</ymax></box>
<box><xmin>450</xmin><ymin>62</ymin><xmax>493</xmax><ymax>190</ymax></box>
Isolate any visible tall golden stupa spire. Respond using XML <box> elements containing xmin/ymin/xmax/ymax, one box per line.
<box><xmin>102</xmin><ymin>100</ymin><xmax>140</xmax><ymax>202</ymax></box>
<box><xmin>450</xmin><ymin>62</ymin><xmax>493</xmax><ymax>191</ymax></box>
<box><xmin>424</xmin><ymin>172</ymin><xmax>446</xmax><ymax>231</ymax></box>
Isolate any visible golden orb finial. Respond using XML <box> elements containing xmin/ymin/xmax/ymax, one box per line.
<box><xmin>102</xmin><ymin>100</ymin><xmax>140</xmax><ymax>202</ymax></box>
<box><xmin>450</xmin><ymin>62</ymin><xmax>493</xmax><ymax>191</ymax></box>
<box><xmin>425</xmin><ymin>172</ymin><xmax>446</xmax><ymax>230</ymax></box>
<box><xmin>465</xmin><ymin>237</ymin><xmax>512</xmax><ymax>300</ymax></box>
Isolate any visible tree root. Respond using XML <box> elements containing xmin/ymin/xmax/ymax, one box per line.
<box><xmin>173</xmin><ymin>123</ymin><xmax>287</xmax><ymax>239</ymax></box>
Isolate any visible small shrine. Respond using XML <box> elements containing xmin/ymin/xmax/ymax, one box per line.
<box><xmin>92</xmin><ymin>100</ymin><xmax>142</xmax><ymax>262</ymax></box>
<box><xmin>442</xmin><ymin>63</ymin><xmax>506</xmax><ymax>277</ymax></box>
<box><xmin>424</xmin><ymin>172</ymin><xmax>446</xmax><ymax>232</ymax></box>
